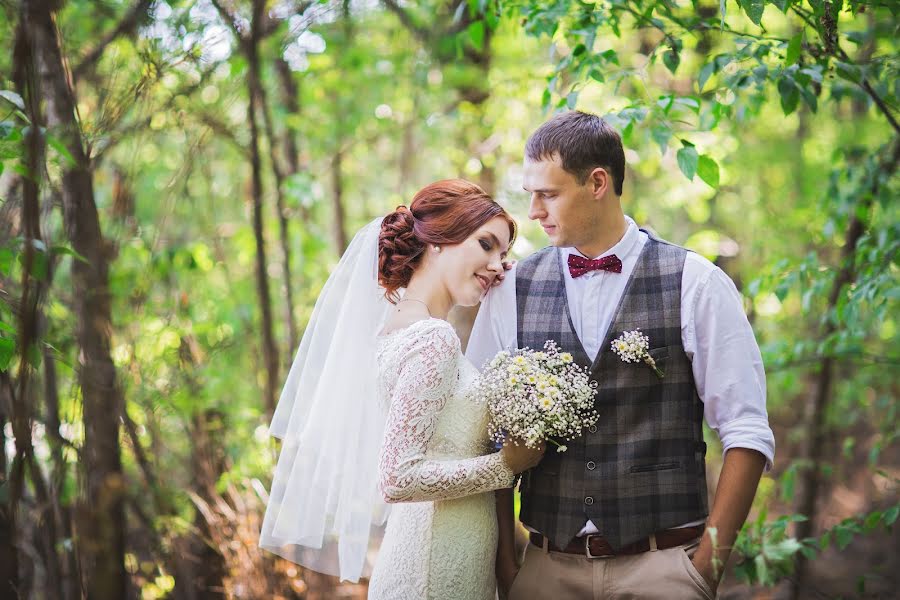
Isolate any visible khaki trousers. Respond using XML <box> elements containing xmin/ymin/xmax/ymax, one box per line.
<box><xmin>507</xmin><ymin>539</ymin><xmax>715</xmax><ymax>600</ymax></box>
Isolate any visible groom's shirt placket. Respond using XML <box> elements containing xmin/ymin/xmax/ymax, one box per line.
<box><xmin>466</xmin><ymin>217</ymin><xmax>775</xmax><ymax>551</ymax></box>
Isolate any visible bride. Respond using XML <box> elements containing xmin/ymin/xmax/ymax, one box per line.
<box><xmin>259</xmin><ymin>179</ymin><xmax>544</xmax><ymax>599</ymax></box>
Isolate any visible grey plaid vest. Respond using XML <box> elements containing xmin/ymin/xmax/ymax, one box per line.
<box><xmin>516</xmin><ymin>235</ymin><xmax>709</xmax><ymax>551</ymax></box>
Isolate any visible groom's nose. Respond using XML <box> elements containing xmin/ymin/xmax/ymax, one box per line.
<box><xmin>528</xmin><ymin>196</ymin><xmax>546</xmax><ymax>220</ymax></box>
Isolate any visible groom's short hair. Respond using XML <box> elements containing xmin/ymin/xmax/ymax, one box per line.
<box><xmin>526</xmin><ymin>110</ymin><xmax>625</xmax><ymax>196</ymax></box>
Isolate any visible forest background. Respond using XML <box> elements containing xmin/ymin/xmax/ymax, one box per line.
<box><xmin>0</xmin><ymin>0</ymin><xmax>897</xmax><ymax>598</ymax></box>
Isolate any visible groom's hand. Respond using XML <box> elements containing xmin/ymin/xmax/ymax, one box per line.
<box><xmin>493</xmin><ymin>260</ymin><xmax>516</xmax><ymax>287</ymax></box>
<box><xmin>690</xmin><ymin>551</ymin><xmax>720</xmax><ymax>592</ymax></box>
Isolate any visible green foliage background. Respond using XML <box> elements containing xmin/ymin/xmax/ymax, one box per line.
<box><xmin>0</xmin><ymin>0</ymin><xmax>897</xmax><ymax>597</ymax></box>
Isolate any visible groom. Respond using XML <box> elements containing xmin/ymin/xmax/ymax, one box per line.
<box><xmin>466</xmin><ymin>111</ymin><xmax>774</xmax><ymax>599</ymax></box>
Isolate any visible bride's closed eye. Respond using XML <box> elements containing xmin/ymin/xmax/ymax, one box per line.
<box><xmin>479</xmin><ymin>239</ymin><xmax>492</xmax><ymax>251</ymax></box>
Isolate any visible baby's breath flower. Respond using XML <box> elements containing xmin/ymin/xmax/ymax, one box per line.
<box><xmin>471</xmin><ymin>340</ymin><xmax>600</xmax><ymax>453</ymax></box>
<box><xmin>610</xmin><ymin>329</ymin><xmax>664</xmax><ymax>378</ymax></box>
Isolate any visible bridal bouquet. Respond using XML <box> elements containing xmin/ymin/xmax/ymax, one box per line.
<box><xmin>471</xmin><ymin>341</ymin><xmax>599</xmax><ymax>452</ymax></box>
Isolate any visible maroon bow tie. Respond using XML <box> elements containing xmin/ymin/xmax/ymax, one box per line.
<box><xmin>567</xmin><ymin>253</ymin><xmax>623</xmax><ymax>278</ymax></box>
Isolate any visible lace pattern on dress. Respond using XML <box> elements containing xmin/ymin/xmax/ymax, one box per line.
<box><xmin>376</xmin><ymin>320</ymin><xmax>514</xmax><ymax>503</ymax></box>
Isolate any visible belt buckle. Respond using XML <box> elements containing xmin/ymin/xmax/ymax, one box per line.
<box><xmin>584</xmin><ymin>534</ymin><xmax>614</xmax><ymax>559</ymax></box>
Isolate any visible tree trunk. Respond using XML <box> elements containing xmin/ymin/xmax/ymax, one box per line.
<box><xmin>255</xmin><ymin>73</ymin><xmax>299</xmax><ymax>356</ymax></box>
<box><xmin>274</xmin><ymin>58</ymin><xmax>311</xmax><ymax>223</ymax></box>
<box><xmin>246</xmin><ymin>0</ymin><xmax>280</xmax><ymax>416</ymax></box>
<box><xmin>331</xmin><ymin>149</ymin><xmax>349</xmax><ymax>253</ymax></box>
<box><xmin>11</xmin><ymin>9</ymin><xmax>67</xmax><ymax>599</ymax></box>
<box><xmin>26</xmin><ymin>3</ymin><xmax>127</xmax><ymax>598</ymax></box>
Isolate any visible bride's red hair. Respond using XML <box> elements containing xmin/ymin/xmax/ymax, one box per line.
<box><xmin>378</xmin><ymin>179</ymin><xmax>515</xmax><ymax>303</ymax></box>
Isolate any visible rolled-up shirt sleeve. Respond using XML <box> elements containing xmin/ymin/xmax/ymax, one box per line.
<box><xmin>684</xmin><ymin>260</ymin><xmax>775</xmax><ymax>470</ymax></box>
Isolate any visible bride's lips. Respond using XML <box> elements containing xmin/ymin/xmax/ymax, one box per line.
<box><xmin>474</xmin><ymin>274</ymin><xmax>491</xmax><ymax>291</ymax></box>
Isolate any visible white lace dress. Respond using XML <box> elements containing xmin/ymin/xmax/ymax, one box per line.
<box><xmin>368</xmin><ymin>318</ymin><xmax>515</xmax><ymax>600</ymax></box>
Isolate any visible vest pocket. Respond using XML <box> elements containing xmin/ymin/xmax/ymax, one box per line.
<box><xmin>628</xmin><ymin>461</ymin><xmax>680</xmax><ymax>474</ymax></box>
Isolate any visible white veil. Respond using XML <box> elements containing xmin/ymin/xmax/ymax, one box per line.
<box><xmin>259</xmin><ymin>217</ymin><xmax>393</xmax><ymax>583</ymax></box>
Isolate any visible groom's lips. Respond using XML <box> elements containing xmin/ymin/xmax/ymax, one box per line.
<box><xmin>542</xmin><ymin>224</ymin><xmax>556</xmax><ymax>234</ymax></box>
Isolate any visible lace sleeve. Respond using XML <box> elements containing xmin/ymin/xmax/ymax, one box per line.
<box><xmin>378</xmin><ymin>323</ymin><xmax>514</xmax><ymax>503</ymax></box>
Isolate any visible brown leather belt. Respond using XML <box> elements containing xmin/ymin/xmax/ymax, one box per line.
<box><xmin>529</xmin><ymin>525</ymin><xmax>705</xmax><ymax>558</ymax></box>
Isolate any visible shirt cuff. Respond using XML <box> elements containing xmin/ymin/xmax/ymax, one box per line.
<box><xmin>717</xmin><ymin>416</ymin><xmax>776</xmax><ymax>471</ymax></box>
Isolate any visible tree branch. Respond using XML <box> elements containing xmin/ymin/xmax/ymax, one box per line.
<box><xmin>72</xmin><ymin>0</ymin><xmax>154</xmax><ymax>80</ymax></box>
<box><xmin>381</xmin><ymin>0</ymin><xmax>431</xmax><ymax>45</ymax></box>
<box><xmin>195</xmin><ymin>112</ymin><xmax>249</xmax><ymax>157</ymax></box>
<box><xmin>790</xmin><ymin>6</ymin><xmax>900</xmax><ymax>136</ymax></box>
<box><xmin>209</xmin><ymin>0</ymin><xmax>245</xmax><ymax>41</ymax></box>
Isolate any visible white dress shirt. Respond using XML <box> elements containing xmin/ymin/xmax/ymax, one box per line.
<box><xmin>466</xmin><ymin>217</ymin><xmax>775</xmax><ymax>534</ymax></box>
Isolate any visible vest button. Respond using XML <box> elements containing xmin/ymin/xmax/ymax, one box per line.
<box><xmin>586</xmin><ymin>461</ymin><xmax>596</xmax><ymax>470</ymax></box>
<box><xmin>588</xmin><ymin>425</ymin><xmax>597</xmax><ymax>434</ymax></box>
<box><xmin>584</xmin><ymin>496</ymin><xmax>594</xmax><ymax>505</ymax></box>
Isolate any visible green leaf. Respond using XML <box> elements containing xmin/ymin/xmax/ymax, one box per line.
<box><xmin>0</xmin><ymin>91</ymin><xmax>24</xmax><ymax>111</ymax></box>
<box><xmin>834</xmin><ymin>525</ymin><xmax>854</xmax><ymax>549</ymax></box>
<box><xmin>777</xmin><ymin>77</ymin><xmax>799</xmax><ymax>115</ymax></box>
<box><xmin>697</xmin><ymin>155</ymin><xmax>720</xmax><ymax>188</ymax></box>
<box><xmin>663</xmin><ymin>49</ymin><xmax>680</xmax><ymax>74</ymax></box>
<box><xmin>0</xmin><ymin>248</ymin><xmax>12</xmax><ymax>277</ymax></box>
<box><xmin>798</xmin><ymin>84</ymin><xmax>818</xmax><ymax>112</ymax></box>
<box><xmin>772</xmin><ymin>0</ymin><xmax>795</xmax><ymax>13</ymax></box>
<box><xmin>884</xmin><ymin>505</ymin><xmax>899</xmax><ymax>526</ymax></box>
<box><xmin>17</xmin><ymin>247</ymin><xmax>48</xmax><ymax>280</ymax></box>
<box><xmin>677</xmin><ymin>144</ymin><xmax>699</xmax><ymax>180</ymax></box>
<box><xmin>786</xmin><ymin>34</ymin><xmax>802</xmax><ymax>66</ymax></box>
<box><xmin>834</xmin><ymin>61</ymin><xmax>862</xmax><ymax>84</ymax></box>
<box><xmin>51</xmin><ymin>244</ymin><xmax>90</xmax><ymax>264</ymax></box>
<box><xmin>698</xmin><ymin>62</ymin><xmax>715</xmax><ymax>92</ymax></box>
<box><xmin>0</xmin><ymin>337</ymin><xmax>13</xmax><ymax>371</ymax></box>
<box><xmin>651</xmin><ymin>125</ymin><xmax>671</xmax><ymax>155</ymax></box>
<box><xmin>47</xmin><ymin>134</ymin><xmax>76</xmax><ymax>166</ymax></box>
<box><xmin>566</xmin><ymin>91</ymin><xmax>579</xmax><ymax>109</ymax></box>
<box><xmin>739</xmin><ymin>0</ymin><xmax>765</xmax><ymax>25</ymax></box>
<box><xmin>754</xmin><ymin>553</ymin><xmax>768</xmax><ymax>584</ymax></box>
<box><xmin>541</xmin><ymin>88</ymin><xmax>551</xmax><ymax>110</ymax></box>
<box><xmin>763</xmin><ymin>537</ymin><xmax>802</xmax><ymax>561</ymax></box>
<box><xmin>863</xmin><ymin>511</ymin><xmax>882</xmax><ymax>532</ymax></box>
<box><xmin>468</xmin><ymin>21</ymin><xmax>485</xmax><ymax>51</ymax></box>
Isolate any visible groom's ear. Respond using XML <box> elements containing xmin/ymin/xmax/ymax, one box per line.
<box><xmin>587</xmin><ymin>167</ymin><xmax>610</xmax><ymax>199</ymax></box>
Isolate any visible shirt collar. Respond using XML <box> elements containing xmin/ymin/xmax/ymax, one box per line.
<box><xmin>565</xmin><ymin>216</ymin><xmax>640</xmax><ymax>262</ymax></box>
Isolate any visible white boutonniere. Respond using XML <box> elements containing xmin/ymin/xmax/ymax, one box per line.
<box><xmin>611</xmin><ymin>329</ymin><xmax>664</xmax><ymax>379</ymax></box>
